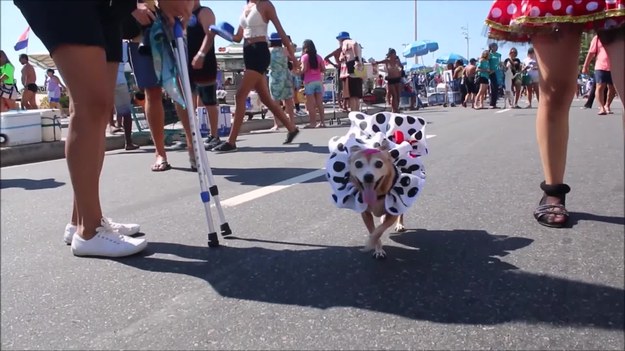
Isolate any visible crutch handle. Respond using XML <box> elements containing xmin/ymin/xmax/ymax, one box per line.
<box><xmin>173</xmin><ymin>18</ymin><xmax>184</xmax><ymax>39</ymax></box>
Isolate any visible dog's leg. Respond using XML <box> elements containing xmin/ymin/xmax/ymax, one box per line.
<box><xmin>361</xmin><ymin>212</ymin><xmax>375</xmax><ymax>234</ymax></box>
<box><xmin>394</xmin><ymin>214</ymin><xmax>406</xmax><ymax>232</ymax></box>
<box><xmin>368</xmin><ymin>215</ymin><xmax>398</xmax><ymax>259</ymax></box>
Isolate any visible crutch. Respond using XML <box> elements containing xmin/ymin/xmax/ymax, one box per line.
<box><xmin>169</xmin><ymin>19</ymin><xmax>231</xmax><ymax>247</ymax></box>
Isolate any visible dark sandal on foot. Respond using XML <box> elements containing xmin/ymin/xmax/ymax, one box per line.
<box><xmin>534</xmin><ymin>181</ymin><xmax>571</xmax><ymax>228</ymax></box>
<box><xmin>151</xmin><ymin>160</ymin><xmax>172</xmax><ymax>172</ymax></box>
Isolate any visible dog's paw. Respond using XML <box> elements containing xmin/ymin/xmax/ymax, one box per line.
<box><xmin>360</xmin><ymin>237</ymin><xmax>376</xmax><ymax>253</ymax></box>
<box><xmin>394</xmin><ymin>223</ymin><xmax>406</xmax><ymax>232</ymax></box>
<box><xmin>372</xmin><ymin>247</ymin><xmax>387</xmax><ymax>259</ymax></box>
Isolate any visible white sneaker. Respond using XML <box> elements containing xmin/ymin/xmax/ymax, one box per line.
<box><xmin>63</xmin><ymin>218</ymin><xmax>141</xmax><ymax>244</ymax></box>
<box><xmin>71</xmin><ymin>219</ymin><xmax>147</xmax><ymax>257</ymax></box>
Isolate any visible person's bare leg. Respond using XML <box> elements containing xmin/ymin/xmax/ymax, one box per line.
<box><xmin>596</xmin><ymin>82</ymin><xmax>608</xmax><ymax>114</ymax></box>
<box><xmin>315</xmin><ymin>92</ymin><xmax>325</xmax><ymax>126</ymax></box>
<box><xmin>54</xmin><ymin>46</ymin><xmax>117</xmax><ymax>239</ymax></box>
<box><xmin>532</xmin><ymin>26</ymin><xmax>582</xmax><ymax>224</ymax></box>
<box><xmin>283</xmin><ymin>97</ymin><xmax>296</xmax><ymax>126</ymax></box>
<box><xmin>605</xmin><ymin>84</ymin><xmax>616</xmax><ymax>113</ymax></box>
<box><xmin>206</xmin><ymin>104</ymin><xmax>220</xmax><ymax>139</ymax></box>
<box><xmin>304</xmin><ymin>94</ymin><xmax>316</xmax><ymax>127</ymax></box>
<box><xmin>600</xmin><ymin>32</ymin><xmax>624</xmax><ymax>129</ymax></box>
<box><xmin>226</xmin><ymin>72</ymin><xmax>258</xmax><ymax>145</ymax></box>
<box><xmin>527</xmin><ymin>84</ymin><xmax>534</xmax><ymax>107</ymax></box>
<box><xmin>174</xmin><ymin>101</ymin><xmax>195</xmax><ymax>160</ymax></box>
<box><xmin>254</xmin><ymin>75</ymin><xmax>297</xmax><ymax>133</ymax></box>
<box><xmin>144</xmin><ymin>87</ymin><xmax>167</xmax><ymax>166</ymax></box>
<box><xmin>534</xmin><ymin>82</ymin><xmax>540</xmax><ymax>102</ymax></box>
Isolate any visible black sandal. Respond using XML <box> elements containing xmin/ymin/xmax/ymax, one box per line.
<box><xmin>534</xmin><ymin>181</ymin><xmax>571</xmax><ymax>228</ymax></box>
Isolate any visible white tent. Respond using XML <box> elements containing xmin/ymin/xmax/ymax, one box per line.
<box><xmin>27</xmin><ymin>53</ymin><xmax>56</xmax><ymax>70</ymax></box>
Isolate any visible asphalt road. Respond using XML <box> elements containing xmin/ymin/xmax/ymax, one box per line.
<box><xmin>1</xmin><ymin>99</ymin><xmax>623</xmax><ymax>350</ymax></box>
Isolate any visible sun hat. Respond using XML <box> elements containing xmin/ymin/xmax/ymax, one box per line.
<box><xmin>336</xmin><ymin>31</ymin><xmax>350</xmax><ymax>40</ymax></box>
<box><xmin>269</xmin><ymin>32</ymin><xmax>281</xmax><ymax>42</ymax></box>
<box><xmin>209</xmin><ymin>22</ymin><xmax>235</xmax><ymax>42</ymax></box>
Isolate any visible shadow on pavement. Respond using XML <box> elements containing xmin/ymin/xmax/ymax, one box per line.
<box><xmin>0</xmin><ymin>178</ymin><xmax>66</xmax><ymax>190</ymax></box>
<box><xmin>209</xmin><ymin>167</ymin><xmax>324</xmax><ymax>186</ymax></box>
<box><xmin>116</xmin><ymin>229</ymin><xmax>624</xmax><ymax>329</ymax></box>
<box><xmin>568</xmin><ymin>211</ymin><xmax>625</xmax><ymax>227</ymax></box>
<box><xmin>235</xmin><ymin>142</ymin><xmax>328</xmax><ymax>155</ymax></box>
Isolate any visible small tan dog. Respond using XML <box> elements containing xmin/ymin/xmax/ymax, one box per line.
<box><xmin>348</xmin><ymin>140</ymin><xmax>405</xmax><ymax>259</ymax></box>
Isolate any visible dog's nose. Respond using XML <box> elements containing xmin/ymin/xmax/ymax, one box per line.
<box><xmin>363</xmin><ymin>173</ymin><xmax>374</xmax><ymax>183</ymax></box>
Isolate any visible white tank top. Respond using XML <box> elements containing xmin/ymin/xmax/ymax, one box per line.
<box><xmin>240</xmin><ymin>4</ymin><xmax>268</xmax><ymax>39</ymax></box>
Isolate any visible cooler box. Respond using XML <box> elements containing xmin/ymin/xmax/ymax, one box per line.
<box><xmin>218</xmin><ymin>105</ymin><xmax>232</xmax><ymax>137</ymax></box>
<box><xmin>0</xmin><ymin>110</ymin><xmax>43</xmax><ymax>147</ymax></box>
<box><xmin>196</xmin><ymin>107</ymin><xmax>210</xmax><ymax>138</ymax></box>
<box><xmin>40</xmin><ymin>109</ymin><xmax>63</xmax><ymax>142</ymax></box>
<box><xmin>245</xmin><ymin>91</ymin><xmax>263</xmax><ymax>113</ymax></box>
<box><xmin>427</xmin><ymin>93</ymin><xmax>445</xmax><ymax>105</ymax></box>
<box><xmin>196</xmin><ymin>106</ymin><xmax>232</xmax><ymax>137</ymax></box>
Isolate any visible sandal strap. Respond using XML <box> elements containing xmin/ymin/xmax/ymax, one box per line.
<box><xmin>540</xmin><ymin>181</ymin><xmax>571</xmax><ymax>196</ymax></box>
<box><xmin>534</xmin><ymin>203</ymin><xmax>569</xmax><ymax>216</ymax></box>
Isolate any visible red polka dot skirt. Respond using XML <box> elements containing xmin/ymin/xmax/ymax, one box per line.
<box><xmin>485</xmin><ymin>0</ymin><xmax>625</xmax><ymax>42</ymax></box>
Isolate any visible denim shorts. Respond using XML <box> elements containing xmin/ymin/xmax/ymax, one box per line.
<box><xmin>304</xmin><ymin>81</ymin><xmax>323</xmax><ymax>95</ymax></box>
<box><xmin>594</xmin><ymin>70</ymin><xmax>613</xmax><ymax>85</ymax></box>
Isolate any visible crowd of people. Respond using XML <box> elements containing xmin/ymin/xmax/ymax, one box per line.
<box><xmin>4</xmin><ymin>0</ymin><xmax>623</xmax><ymax>259</ymax></box>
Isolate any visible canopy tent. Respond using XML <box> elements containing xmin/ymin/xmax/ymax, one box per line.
<box><xmin>28</xmin><ymin>53</ymin><xmax>56</xmax><ymax>70</ymax></box>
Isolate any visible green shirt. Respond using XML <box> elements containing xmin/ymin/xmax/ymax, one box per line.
<box><xmin>489</xmin><ymin>51</ymin><xmax>501</xmax><ymax>72</ymax></box>
<box><xmin>0</xmin><ymin>63</ymin><xmax>15</xmax><ymax>85</ymax></box>
<box><xmin>478</xmin><ymin>60</ymin><xmax>490</xmax><ymax>78</ymax></box>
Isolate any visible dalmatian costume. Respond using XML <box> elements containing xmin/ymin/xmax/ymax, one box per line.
<box><xmin>326</xmin><ymin>111</ymin><xmax>428</xmax><ymax>215</ymax></box>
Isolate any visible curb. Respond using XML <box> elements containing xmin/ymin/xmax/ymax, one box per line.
<box><xmin>1</xmin><ymin>110</ymin><xmax>351</xmax><ymax>167</ymax></box>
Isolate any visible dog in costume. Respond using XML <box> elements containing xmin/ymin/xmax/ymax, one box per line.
<box><xmin>326</xmin><ymin>111</ymin><xmax>428</xmax><ymax>258</ymax></box>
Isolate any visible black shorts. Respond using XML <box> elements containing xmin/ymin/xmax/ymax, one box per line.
<box><xmin>243</xmin><ymin>42</ymin><xmax>270</xmax><ymax>74</ymax></box>
<box><xmin>594</xmin><ymin>70</ymin><xmax>613</xmax><ymax>85</ymax></box>
<box><xmin>14</xmin><ymin>0</ymin><xmax>134</xmax><ymax>63</ymax></box>
<box><xmin>386</xmin><ymin>77</ymin><xmax>402</xmax><ymax>85</ymax></box>
<box><xmin>26</xmin><ymin>83</ymin><xmax>38</xmax><ymax>93</ymax></box>
<box><xmin>343</xmin><ymin>77</ymin><xmax>363</xmax><ymax>99</ymax></box>
<box><xmin>191</xmin><ymin>83</ymin><xmax>217</xmax><ymax>106</ymax></box>
<box><xmin>477</xmin><ymin>76</ymin><xmax>489</xmax><ymax>85</ymax></box>
<box><xmin>465</xmin><ymin>77</ymin><xmax>478</xmax><ymax>94</ymax></box>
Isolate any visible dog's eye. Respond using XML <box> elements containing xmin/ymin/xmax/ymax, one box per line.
<box><xmin>354</xmin><ymin>161</ymin><xmax>363</xmax><ymax>169</ymax></box>
<box><xmin>374</xmin><ymin>161</ymin><xmax>383</xmax><ymax>168</ymax></box>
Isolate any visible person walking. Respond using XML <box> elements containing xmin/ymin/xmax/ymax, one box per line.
<box><xmin>485</xmin><ymin>0</ymin><xmax>624</xmax><ymax>228</ymax></box>
<box><xmin>212</xmin><ymin>0</ymin><xmax>300</xmax><ymax>153</ymax></box>
<box><xmin>18</xmin><ymin>54</ymin><xmax>38</xmax><ymax>109</ymax></box>
<box><xmin>582</xmin><ymin>34</ymin><xmax>617</xmax><ymax>115</ymax></box>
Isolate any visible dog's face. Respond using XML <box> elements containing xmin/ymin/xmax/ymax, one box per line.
<box><xmin>349</xmin><ymin>141</ymin><xmax>396</xmax><ymax>206</ymax></box>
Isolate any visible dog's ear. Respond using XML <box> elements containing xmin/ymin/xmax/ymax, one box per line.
<box><xmin>349</xmin><ymin>145</ymin><xmax>362</xmax><ymax>154</ymax></box>
<box><xmin>379</xmin><ymin>138</ymin><xmax>391</xmax><ymax>151</ymax></box>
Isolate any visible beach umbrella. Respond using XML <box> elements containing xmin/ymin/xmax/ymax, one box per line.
<box><xmin>402</xmin><ymin>40</ymin><xmax>439</xmax><ymax>58</ymax></box>
<box><xmin>435</xmin><ymin>53</ymin><xmax>468</xmax><ymax>65</ymax></box>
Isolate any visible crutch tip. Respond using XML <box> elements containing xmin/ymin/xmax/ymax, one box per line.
<box><xmin>220</xmin><ymin>223</ymin><xmax>232</xmax><ymax>236</ymax></box>
<box><xmin>208</xmin><ymin>232</ymin><xmax>220</xmax><ymax>247</ymax></box>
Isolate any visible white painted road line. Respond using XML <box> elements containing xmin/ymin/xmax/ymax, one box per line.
<box><xmin>496</xmin><ymin>108</ymin><xmax>511</xmax><ymax>114</ymax></box>
<box><xmin>218</xmin><ymin>134</ymin><xmax>437</xmax><ymax>208</ymax></box>
<box><xmin>219</xmin><ymin>168</ymin><xmax>327</xmax><ymax>208</ymax></box>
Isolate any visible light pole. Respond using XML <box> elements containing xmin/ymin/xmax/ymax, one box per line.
<box><xmin>461</xmin><ymin>24</ymin><xmax>470</xmax><ymax>60</ymax></box>
<box><xmin>414</xmin><ymin>0</ymin><xmax>418</xmax><ymax>63</ymax></box>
